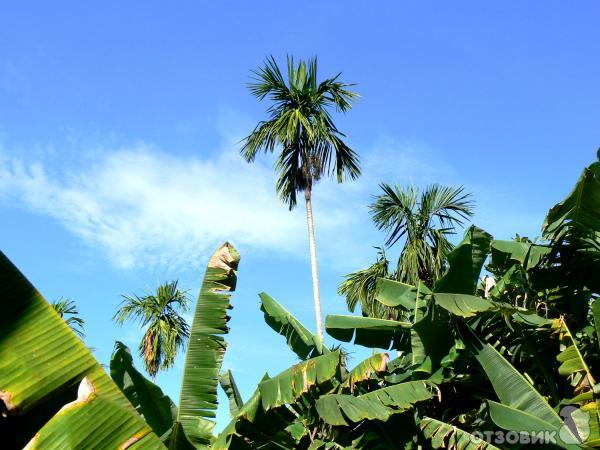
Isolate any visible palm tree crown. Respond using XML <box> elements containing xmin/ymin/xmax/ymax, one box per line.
<box><xmin>340</xmin><ymin>184</ymin><xmax>474</xmax><ymax>318</ymax></box>
<box><xmin>113</xmin><ymin>280</ymin><xmax>190</xmax><ymax>380</ymax></box>
<box><xmin>241</xmin><ymin>55</ymin><xmax>361</xmax><ymax>209</ymax></box>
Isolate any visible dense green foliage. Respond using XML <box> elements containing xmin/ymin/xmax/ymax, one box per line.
<box><xmin>339</xmin><ymin>184</ymin><xmax>474</xmax><ymax>320</ymax></box>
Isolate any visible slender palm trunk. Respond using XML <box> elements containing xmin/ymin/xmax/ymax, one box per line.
<box><xmin>304</xmin><ymin>188</ymin><xmax>324</xmax><ymax>340</ymax></box>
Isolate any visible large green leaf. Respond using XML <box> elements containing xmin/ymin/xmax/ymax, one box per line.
<box><xmin>419</xmin><ymin>416</ymin><xmax>500</xmax><ymax>449</ymax></box>
<box><xmin>325</xmin><ymin>315</ymin><xmax>411</xmax><ymax>350</ymax></box>
<box><xmin>219</xmin><ymin>370</ymin><xmax>243</xmax><ymax>418</ymax></box>
<box><xmin>177</xmin><ymin>242</ymin><xmax>240</xmax><ymax>447</ymax></box>
<box><xmin>433</xmin><ymin>293</ymin><xmax>495</xmax><ymax>318</ymax></box>
<box><xmin>259</xmin><ymin>292</ymin><xmax>328</xmax><ymax>360</ymax></box>
<box><xmin>375</xmin><ymin>278</ymin><xmax>417</xmax><ymax>310</ymax></box>
<box><xmin>487</xmin><ymin>401</ymin><xmax>580</xmax><ymax>449</ymax></box>
<box><xmin>491</xmin><ymin>240</ymin><xmax>550</xmax><ymax>271</ymax></box>
<box><xmin>0</xmin><ymin>251</ymin><xmax>164</xmax><ymax>449</ymax></box>
<box><xmin>315</xmin><ymin>381</ymin><xmax>433</xmax><ymax>426</ymax></box>
<box><xmin>259</xmin><ymin>350</ymin><xmax>341</xmax><ymax>410</ymax></box>
<box><xmin>110</xmin><ymin>341</ymin><xmax>177</xmax><ymax>437</ymax></box>
<box><xmin>460</xmin><ymin>323</ymin><xmax>578</xmax><ymax>447</ymax></box>
<box><xmin>435</xmin><ymin>226</ymin><xmax>493</xmax><ymax>295</ymax></box>
<box><xmin>544</xmin><ymin>161</ymin><xmax>600</xmax><ymax>238</ymax></box>
<box><xmin>25</xmin><ymin>378</ymin><xmax>164</xmax><ymax>450</ymax></box>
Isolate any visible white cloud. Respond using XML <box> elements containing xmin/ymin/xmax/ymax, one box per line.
<box><xmin>0</xmin><ymin>133</ymin><xmax>460</xmax><ymax>271</ymax></box>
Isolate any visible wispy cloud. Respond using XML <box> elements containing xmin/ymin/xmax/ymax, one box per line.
<box><xmin>0</xmin><ymin>132</ymin><xmax>457</xmax><ymax>271</ymax></box>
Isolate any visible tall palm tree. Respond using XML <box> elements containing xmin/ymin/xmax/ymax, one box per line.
<box><xmin>51</xmin><ymin>297</ymin><xmax>85</xmax><ymax>338</ymax></box>
<box><xmin>242</xmin><ymin>55</ymin><xmax>361</xmax><ymax>339</ymax></box>
<box><xmin>339</xmin><ymin>184</ymin><xmax>474</xmax><ymax>317</ymax></box>
<box><xmin>113</xmin><ymin>280</ymin><xmax>190</xmax><ymax>381</ymax></box>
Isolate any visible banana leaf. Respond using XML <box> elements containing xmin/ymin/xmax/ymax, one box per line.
<box><xmin>315</xmin><ymin>381</ymin><xmax>433</xmax><ymax>426</ymax></box>
<box><xmin>325</xmin><ymin>315</ymin><xmax>411</xmax><ymax>350</ymax></box>
<box><xmin>435</xmin><ymin>226</ymin><xmax>493</xmax><ymax>295</ymax></box>
<box><xmin>177</xmin><ymin>242</ymin><xmax>240</xmax><ymax>447</ymax></box>
<box><xmin>419</xmin><ymin>416</ymin><xmax>500</xmax><ymax>449</ymax></box>
<box><xmin>110</xmin><ymin>341</ymin><xmax>177</xmax><ymax>437</ymax></box>
<box><xmin>259</xmin><ymin>350</ymin><xmax>341</xmax><ymax>410</ymax></box>
<box><xmin>219</xmin><ymin>370</ymin><xmax>243</xmax><ymax>417</ymax></box>
<box><xmin>259</xmin><ymin>292</ymin><xmax>328</xmax><ymax>360</ymax></box>
<box><xmin>0</xmin><ymin>251</ymin><xmax>164</xmax><ymax>449</ymax></box>
<box><xmin>375</xmin><ymin>278</ymin><xmax>417</xmax><ymax>309</ymax></box>
<box><xmin>459</xmin><ymin>323</ymin><xmax>579</xmax><ymax>448</ymax></box>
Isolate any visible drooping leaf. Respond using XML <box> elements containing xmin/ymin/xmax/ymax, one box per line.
<box><xmin>325</xmin><ymin>315</ymin><xmax>411</xmax><ymax>350</ymax></box>
<box><xmin>419</xmin><ymin>416</ymin><xmax>500</xmax><ymax>449</ymax></box>
<box><xmin>434</xmin><ymin>293</ymin><xmax>496</xmax><ymax>318</ymax></box>
<box><xmin>375</xmin><ymin>278</ymin><xmax>417</xmax><ymax>310</ymax></box>
<box><xmin>259</xmin><ymin>351</ymin><xmax>341</xmax><ymax>410</ymax></box>
<box><xmin>219</xmin><ymin>370</ymin><xmax>243</xmax><ymax>418</ymax></box>
<box><xmin>110</xmin><ymin>341</ymin><xmax>177</xmax><ymax>437</ymax></box>
<box><xmin>0</xmin><ymin>251</ymin><xmax>164</xmax><ymax>449</ymax></box>
<box><xmin>435</xmin><ymin>226</ymin><xmax>493</xmax><ymax>295</ymax></box>
<box><xmin>315</xmin><ymin>381</ymin><xmax>433</xmax><ymax>426</ymax></box>
<box><xmin>259</xmin><ymin>292</ymin><xmax>328</xmax><ymax>360</ymax></box>
<box><xmin>177</xmin><ymin>242</ymin><xmax>240</xmax><ymax>447</ymax></box>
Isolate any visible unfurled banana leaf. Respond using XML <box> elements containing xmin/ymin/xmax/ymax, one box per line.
<box><xmin>459</xmin><ymin>323</ymin><xmax>579</xmax><ymax>448</ymax></box>
<box><xmin>219</xmin><ymin>370</ymin><xmax>243</xmax><ymax>417</ymax></box>
<box><xmin>325</xmin><ymin>315</ymin><xmax>411</xmax><ymax>350</ymax></box>
<box><xmin>0</xmin><ymin>251</ymin><xmax>164</xmax><ymax>449</ymax></box>
<box><xmin>375</xmin><ymin>278</ymin><xmax>417</xmax><ymax>309</ymax></box>
<box><xmin>259</xmin><ymin>350</ymin><xmax>341</xmax><ymax>410</ymax></box>
<box><xmin>315</xmin><ymin>381</ymin><xmax>433</xmax><ymax>426</ymax></box>
<box><xmin>419</xmin><ymin>416</ymin><xmax>500</xmax><ymax>449</ymax></box>
<box><xmin>259</xmin><ymin>292</ymin><xmax>328</xmax><ymax>359</ymax></box>
<box><xmin>110</xmin><ymin>341</ymin><xmax>177</xmax><ymax>437</ymax></box>
<box><xmin>177</xmin><ymin>242</ymin><xmax>240</xmax><ymax>447</ymax></box>
<box><xmin>435</xmin><ymin>226</ymin><xmax>493</xmax><ymax>295</ymax></box>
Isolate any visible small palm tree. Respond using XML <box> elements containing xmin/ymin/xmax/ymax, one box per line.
<box><xmin>242</xmin><ymin>55</ymin><xmax>361</xmax><ymax>339</ymax></box>
<box><xmin>340</xmin><ymin>184</ymin><xmax>474</xmax><ymax>317</ymax></box>
<box><xmin>113</xmin><ymin>281</ymin><xmax>190</xmax><ymax>381</ymax></box>
<box><xmin>52</xmin><ymin>297</ymin><xmax>85</xmax><ymax>338</ymax></box>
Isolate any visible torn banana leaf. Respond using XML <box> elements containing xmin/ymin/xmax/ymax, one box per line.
<box><xmin>177</xmin><ymin>242</ymin><xmax>240</xmax><ymax>447</ymax></box>
<box><xmin>0</xmin><ymin>251</ymin><xmax>164</xmax><ymax>449</ymax></box>
<box><xmin>419</xmin><ymin>416</ymin><xmax>500</xmax><ymax>449</ymax></box>
<box><xmin>259</xmin><ymin>351</ymin><xmax>341</xmax><ymax>410</ymax></box>
<box><xmin>315</xmin><ymin>381</ymin><xmax>434</xmax><ymax>426</ymax></box>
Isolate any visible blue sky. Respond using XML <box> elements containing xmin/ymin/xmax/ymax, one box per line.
<box><xmin>1</xmin><ymin>1</ymin><xmax>598</xmax><ymax>431</ymax></box>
